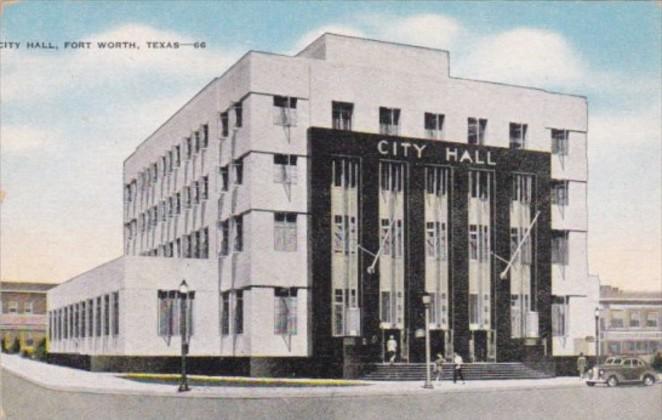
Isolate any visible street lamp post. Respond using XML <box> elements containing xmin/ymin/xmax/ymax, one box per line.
<box><xmin>422</xmin><ymin>294</ymin><xmax>433</xmax><ymax>389</ymax></box>
<box><xmin>178</xmin><ymin>280</ymin><xmax>190</xmax><ymax>392</ymax></box>
<box><xmin>594</xmin><ymin>307</ymin><xmax>600</xmax><ymax>364</ymax></box>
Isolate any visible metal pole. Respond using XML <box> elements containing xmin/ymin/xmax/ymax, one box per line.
<box><xmin>424</xmin><ymin>302</ymin><xmax>433</xmax><ymax>389</ymax></box>
<box><xmin>178</xmin><ymin>294</ymin><xmax>190</xmax><ymax>392</ymax></box>
<box><xmin>595</xmin><ymin>311</ymin><xmax>600</xmax><ymax>364</ymax></box>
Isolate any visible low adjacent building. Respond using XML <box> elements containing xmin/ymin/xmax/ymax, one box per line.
<box><xmin>1</xmin><ymin>281</ymin><xmax>55</xmax><ymax>350</ymax></box>
<box><xmin>599</xmin><ymin>285</ymin><xmax>662</xmax><ymax>362</ymax></box>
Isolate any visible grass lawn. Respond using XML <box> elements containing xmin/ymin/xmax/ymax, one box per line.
<box><xmin>121</xmin><ymin>373</ymin><xmax>369</xmax><ymax>388</ymax></box>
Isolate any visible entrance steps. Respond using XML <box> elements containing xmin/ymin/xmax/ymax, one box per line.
<box><xmin>360</xmin><ymin>362</ymin><xmax>552</xmax><ymax>381</ymax></box>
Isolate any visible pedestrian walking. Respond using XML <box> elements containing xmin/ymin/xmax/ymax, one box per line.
<box><xmin>434</xmin><ymin>353</ymin><xmax>445</xmax><ymax>382</ymax></box>
<box><xmin>386</xmin><ymin>335</ymin><xmax>398</xmax><ymax>364</ymax></box>
<box><xmin>577</xmin><ymin>352</ymin><xmax>587</xmax><ymax>379</ymax></box>
<box><xmin>453</xmin><ymin>352</ymin><xmax>465</xmax><ymax>384</ymax></box>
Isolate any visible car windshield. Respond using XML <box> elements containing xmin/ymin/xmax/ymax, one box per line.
<box><xmin>605</xmin><ymin>358</ymin><xmax>622</xmax><ymax>365</ymax></box>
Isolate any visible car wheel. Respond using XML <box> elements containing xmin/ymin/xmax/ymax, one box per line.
<box><xmin>643</xmin><ymin>375</ymin><xmax>655</xmax><ymax>386</ymax></box>
<box><xmin>586</xmin><ymin>382</ymin><xmax>595</xmax><ymax>387</ymax></box>
<box><xmin>607</xmin><ymin>376</ymin><xmax>619</xmax><ymax>387</ymax></box>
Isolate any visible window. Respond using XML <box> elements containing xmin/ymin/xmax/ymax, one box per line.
<box><xmin>112</xmin><ymin>292</ymin><xmax>119</xmax><ymax>336</ymax></box>
<box><xmin>220</xmin><ymin>166</ymin><xmax>229</xmax><ymax>192</ymax></box>
<box><xmin>510</xmin><ymin>227</ymin><xmax>532</xmax><ymax>265</ymax></box>
<box><xmin>234</xmin><ymin>290</ymin><xmax>244</xmax><ymax>334</ymax></box>
<box><xmin>175</xmin><ymin>192</ymin><xmax>181</xmax><ymax>214</ymax></box>
<box><xmin>24</xmin><ymin>301</ymin><xmax>33</xmax><ymax>314</ymax></box>
<box><xmin>468</xmin><ymin>118</ymin><xmax>487</xmax><ymax>145</ymax></box>
<box><xmin>233</xmin><ymin>158</ymin><xmax>243</xmax><ymax>185</ymax></box>
<box><xmin>159</xmin><ymin>201</ymin><xmax>166</xmax><ymax>221</ymax></box>
<box><xmin>74</xmin><ymin>304</ymin><xmax>79</xmax><ymax>338</ymax></box>
<box><xmin>469</xmin><ymin>225</ymin><xmax>478</xmax><ymax>260</ymax></box>
<box><xmin>220</xmin><ymin>220</ymin><xmax>229</xmax><ymax>256</ymax></box>
<box><xmin>380</xmin><ymin>290</ymin><xmax>391</xmax><ymax>324</ymax></box>
<box><xmin>379</xmin><ymin>161</ymin><xmax>404</xmax><ymax>192</ymax></box>
<box><xmin>87</xmin><ymin>299</ymin><xmax>93</xmax><ymax>337</ymax></box>
<box><xmin>470</xmin><ymin>170</ymin><xmax>491</xmax><ymax>201</ymax></box>
<box><xmin>220</xmin><ymin>112</ymin><xmax>229</xmax><ymax>137</ymax></box>
<box><xmin>333</xmin><ymin>215</ymin><xmax>357</xmax><ymax>255</ymax></box>
<box><xmin>80</xmin><ymin>301</ymin><xmax>86</xmax><ymax>338</ymax></box>
<box><xmin>184</xmin><ymin>186</ymin><xmax>192</xmax><ymax>208</ymax></box>
<box><xmin>182</xmin><ymin>234</ymin><xmax>191</xmax><ymax>258</ymax></box>
<box><xmin>274</xmin><ymin>288</ymin><xmax>298</xmax><ymax>335</ymax></box>
<box><xmin>509</xmin><ymin>123</ymin><xmax>528</xmax><ymax>149</ymax></box>
<box><xmin>424</xmin><ymin>113</ymin><xmax>445</xmax><ymax>139</ymax></box>
<box><xmin>167</xmin><ymin>150</ymin><xmax>173</xmax><ymax>172</ymax></box>
<box><xmin>469</xmin><ymin>224</ymin><xmax>490</xmax><ymax>261</ymax></box>
<box><xmin>551</xmin><ymin>301</ymin><xmax>567</xmax><ymax>336</ymax></box>
<box><xmin>200</xmin><ymin>227</ymin><xmax>209</xmax><ymax>258</ymax></box>
<box><xmin>221</xmin><ymin>292</ymin><xmax>230</xmax><ymax>335</ymax></box>
<box><xmin>551</xmin><ymin>181</ymin><xmax>569</xmax><ymax>206</ymax></box>
<box><xmin>332</xmin><ymin>158</ymin><xmax>359</xmax><ymax>188</ymax></box>
<box><xmin>646</xmin><ymin>312</ymin><xmax>658</xmax><ymax>328</ymax></box>
<box><xmin>274</xmin><ymin>212</ymin><xmax>297</xmax><ymax>252</ymax></box>
<box><xmin>425</xmin><ymin>221</ymin><xmax>447</xmax><ymax>260</ymax></box>
<box><xmin>157</xmin><ymin>290</ymin><xmax>194</xmax><ymax>337</ymax></box>
<box><xmin>610</xmin><ymin>310</ymin><xmax>624</xmax><ymax>328</ymax></box>
<box><xmin>201</xmin><ymin>124</ymin><xmax>209</xmax><ymax>149</ymax></box>
<box><xmin>332</xmin><ymin>101</ymin><xmax>353</xmax><ymax>130</ymax></box>
<box><xmin>103</xmin><ymin>295</ymin><xmax>110</xmax><ymax>336</ymax></box>
<box><xmin>629</xmin><ymin>311</ymin><xmax>641</xmax><ymax>328</ymax></box>
<box><xmin>469</xmin><ymin>294</ymin><xmax>479</xmax><ymax>324</ymax></box>
<box><xmin>151</xmin><ymin>163</ymin><xmax>158</xmax><ymax>182</ymax></box>
<box><xmin>379</xmin><ymin>107</ymin><xmax>400</xmax><ymax>135</ymax></box>
<box><xmin>95</xmin><ymin>297</ymin><xmax>101</xmax><ymax>336</ymax></box>
<box><xmin>512</xmin><ymin>174</ymin><xmax>532</xmax><ymax>204</ymax></box>
<box><xmin>201</xmin><ymin>176</ymin><xmax>209</xmax><ymax>200</ymax></box>
<box><xmin>273</xmin><ymin>154</ymin><xmax>298</xmax><ymax>184</ymax></box>
<box><xmin>273</xmin><ymin>95</ymin><xmax>297</xmax><ymax>126</ymax></box>
<box><xmin>192</xmin><ymin>230</ymin><xmax>200</xmax><ymax>258</ymax></box>
<box><xmin>233</xmin><ymin>215</ymin><xmax>243</xmax><ymax>252</ymax></box>
<box><xmin>174</xmin><ymin>145</ymin><xmax>181</xmax><ymax>167</ymax></box>
<box><xmin>193</xmin><ymin>181</ymin><xmax>200</xmax><ymax>204</ymax></box>
<box><xmin>425</xmin><ymin>166</ymin><xmax>448</xmax><ymax>196</ymax></box>
<box><xmin>551</xmin><ymin>231</ymin><xmax>569</xmax><ymax>265</ymax></box>
<box><xmin>7</xmin><ymin>301</ymin><xmax>17</xmax><ymax>313</ymax></box>
<box><xmin>551</xmin><ymin>129</ymin><xmax>569</xmax><ymax>156</ymax></box>
<box><xmin>234</xmin><ymin>102</ymin><xmax>243</xmax><ymax>127</ymax></box>
<box><xmin>185</xmin><ymin>137</ymin><xmax>192</xmax><ymax>160</ymax></box>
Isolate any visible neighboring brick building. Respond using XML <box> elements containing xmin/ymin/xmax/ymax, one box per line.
<box><xmin>1</xmin><ymin>281</ymin><xmax>55</xmax><ymax>349</ymax></box>
<box><xmin>599</xmin><ymin>285</ymin><xmax>662</xmax><ymax>362</ymax></box>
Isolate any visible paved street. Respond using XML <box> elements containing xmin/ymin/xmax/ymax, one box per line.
<box><xmin>2</xmin><ymin>366</ymin><xmax>660</xmax><ymax>420</ymax></box>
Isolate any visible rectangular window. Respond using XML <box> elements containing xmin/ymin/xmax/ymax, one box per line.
<box><xmin>201</xmin><ymin>124</ymin><xmax>209</xmax><ymax>149</ymax></box>
<box><xmin>233</xmin><ymin>158</ymin><xmax>243</xmax><ymax>185</ymax></box>
<box><xmin>182</xmin><ymin>234</ymin><xmax>191</xmax><ymax>258</ymax></box>
<box><xmin>74</xmin><ymin>304</ymin><xmax>79</xmax><ymax>338</ymax></box>
<box><xmin>470</xmin><ymin>170</ymin><xmax>491</xmax><ymax>201</ymax></box>
<box><xmin>80</xmin><ymin>301</ymin><xmax>86</xmax><ymax>338</ymax></box>
<box><xmin>510</xmin><ymin>227</ymin><xmax>532</xmax><ymax>265</ymax></box>
<box><xmin>379</xmin><ymin>107</ymin><xmax>400</xmax><ymax>135</ymax></box>
<box><xmin>192</xmin><ymin>230</ymin><xmax>200</xmax><ymax>258</ymax></box>
<box><xmin>220</xmin><ymin>166</ymin><xmax>229</xmax><ymax>191</ymax></box>
<box><xmin>157</xmin><ymin>290</ymin><xmax>194</xmax><ymax>337</ymax></box>
<box><xmin>167</xmin><ymin>150</ymin><xmax>173</xmax><ymax>172</ymax></box>
<box><xmin>646</xmin><ymin>312</ymin><xmax>658</xmax><ymax>328</ymax></box>
<box><xmin>87</xmin><ymin>299</ymin><xmax>93</xmax><ymax>337</ymax></box>
<box><xmin>194</xmin><ymin>130</ymin><xmax>201</xmax><ymax>153</ymax></box>
<box><xmin>629</xmin><ymin>311</ymin><xmax>641</xmax><ymax>328</ymax></box>
<box><xmin>103</xmin><ymin>294</ymin><xmax>110</xmax><ymax>336</ymax></box>
<box><xmin>468</xmin><ymin>117</ymin><xmax>487</xmax><ymax>145</ymax></box>
<box><xmin>512</xmin><ymin>174</ymin><xmax>532</xmax><ymax>204</ymax></box>
<box><xmin>424</xmin><ymin>112</ymin><xmax>445</xmax><ymax>139</ymax></box>
<box><xmin>509</xmin><ymin>123</ymin><xmax>528</xmax><ymax>149</ymax></box>
<box><xmin>380</xmin><ymin>290</ymin><xmax>391</xmax><ymax>324</ymax></box>
<box><xmin>184</xmin><ymin>186</ymin><xmax>192</xmax><ymax>208</ymax></box>
<box><xmin>221</xmin><ymin>292</ymin><xmax>230</xmax><ymax>335</ymax></box>
<box><xmin>469</xmin><ymin>225</ymin><xmax>478</xmax><ymax>260</ymax></box>
<box><xmin>175</xmin><ymin>192</ymin><xmax>181</xmax><ymax>214</ymax></box>
<box><xmin>273</xmin><ymin>95</ymin><xmax>297</xmax><ymax>126</ymax></box>
<box><xmin>274</xmin><ymin>288</ymin><xmax>298</xmax><ymax>335</ymax></box>
<box><xmin>200</xmin><ymin>227</ymin><xmax>209</xmax><ymax>258</ymax></box>
<box><xmin>174</xmin><ymin>145</ymin><xmax>181</xmax><ymax>167</ymax></box>
<box><xmin>333</xmin><ymin>215</ymin><xmax>357</xmax><ymax>255</ymax></box>
<box><xmin>234</xmin><ymin>290</ymin><xmax>244</xmax><ymax>334</ymax></box>
<box><xmin>220</xmin><ymin>112</ymin><xmax>229</xmax><ymax>137</ymax></box>
<box><xmin>233</xmin><ymin>215</ymin><xmax>243</xmax><ymax>252</ymax></box>
<box><xmin>551</xmin><ymin>301</ymin><xmax>567</xmax><ymax>336</ymax></box>
<box><xmin>379</xmin><ymin>161</ymin><xmax>404</xmax><ymax>192</ymax></box>
<box><xmin>425</xmin><ymin>221</ymin><xmax>447</xmax><ymax>260</ymax></box>
<box><xmin>551</xmin><ymin>129</ymin><xmax>569</xmax><ymax>156</ymax></box>
<box><xmin>273</xmin><ymin>154</ymin><xmax>298</xmax><ymax>184</ymax></box>
<box><xmin>185</xmin><ymin>137</ymin><xmax>192</xmax><ymax>160</ymax></box>
<box><xmin>24</xmin><ymin>301</ymin><xmax>33</xmax><ymax>314</ymax></box>
<box><xmin>332</xmin><ymin>101</ymin><xmax>353</xmax><ymax>130</ymax></box>
<box><xmin>551</xmin><ymin>181</ymin><xmax>569</xmax><ymax>206</ymax></box>
<box><xmin>610</xmin><ymin>310</ymin><xmax>624</xmax><ymax>328</ymax></box>
<box><xmin>469</xmin><ymin>294</ymin><xmax>479</xmax><ymax>324</ymax></box>
<box><xmin>201</xmin><ymin>176</ymin><xmax>209</xmax><ymax>200</ymax></box>
<box><xmin>220</xmin><ymin>220</ymin><xmax>229</xmax><ymax>256</ymax></box>
<box><xmin>425</xmin><ymin>166</ymin><xmax>448</xmax><ymax>196</ymax></box>
<box><xmin>274</xmin><ymin>212</ymin><xmax>297</xmax><ymax>252</ymax></box>
<box><xmin>234</xmin><ymin>102</ymin><xmax>243</xmax><ymax>127</ymax></box>
<box><xmin>332</xmin><ymin>158</ymin><xmax>359</xmax><ymax>188</ymax></box>
<box><xmin>95</xmin><ymin>297</ymin><xmax>102</xmax><ymax>337</ymax></box>
<box><xmin>193</xmin><ymin>181</ymin><xmax>200</xmax><ymax>204</ymax></box>
<box><xmin>551</xmin><ymin>230</ymin><xmax>569</xmax><ymax>265</ymax></box>
<box><xmin>112</xmin><ymin>292</ymin><xmax>119</xmax><ymax>336</ymax></box>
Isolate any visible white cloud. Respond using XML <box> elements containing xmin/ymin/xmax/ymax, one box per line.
<box><xmin>367</xmin><ymin>13</ymin><xmax>463</xmax><ymax>50</ymax></box>
<box><xmin>0</xmin><ymin>125</ymin><xmax>55</xmax><ymax>153</ymax></box>
<box><xmin>455</xmin><ymin>28</ymin><xmax>586</xmax><ymax>87</ymax></box>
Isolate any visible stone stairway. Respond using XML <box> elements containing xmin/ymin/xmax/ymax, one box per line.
<box><xmin>361</xmin><ymin>362</ymin><xmax>552</xmax><ymax>381</ymax></box>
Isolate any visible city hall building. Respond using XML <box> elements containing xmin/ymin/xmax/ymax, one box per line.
<box><xmin>48</xmin><ymin>34</ymin><xmax>598</xmax><ymax>377</ymax></box>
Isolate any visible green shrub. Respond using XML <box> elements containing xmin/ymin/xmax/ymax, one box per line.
<box><xmin>20</xmin><ymin>347</ymin><xmax>34</xmax><ymax>358</ymax></box>
<box><xmin>10</xmin><ymin>337</ymin><xmax>21</xmax><ymax>354</ymax></box>
<box><xmin>652</xmin><ymin>352</ymin><xmax>662</xmax><ymax>372</ymax></box>
<box><xmin>1</xmin><ymin>336</ymin><xmax>8</xmax><ymax>353</ymax></box>
<box><xmin>33</xmin><ymin>338</ymin><xmax>47</xmax><ymax>361</ymax></box>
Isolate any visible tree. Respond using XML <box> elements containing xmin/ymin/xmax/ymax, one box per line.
<box><xmin>10</xmin><ymin>336</ymin><xmax>21</xmax><ymax>354</ymax></box>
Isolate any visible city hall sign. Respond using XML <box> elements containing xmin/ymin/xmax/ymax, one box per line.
<box><xmin>376</xmin><ymin>139</ymin><xmax>496</xmax><ymax>166</ymax></box>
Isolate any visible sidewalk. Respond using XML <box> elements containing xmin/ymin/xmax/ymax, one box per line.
<box><xmin>1</xmin><ymin>354</ymin><xmax>587</xmax><ymax>399</ymax></box>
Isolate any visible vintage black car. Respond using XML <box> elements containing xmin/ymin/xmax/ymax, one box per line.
<box><xmin>586</xmin><ymin>356</ymin><xmax>657</xmax><ymax>387</ymax></box>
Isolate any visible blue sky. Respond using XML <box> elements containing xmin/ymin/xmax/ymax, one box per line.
<box><xmin>1</xmin><ymin>1</ymin><xmax>660</xmax><ymax>290</ymax></box>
